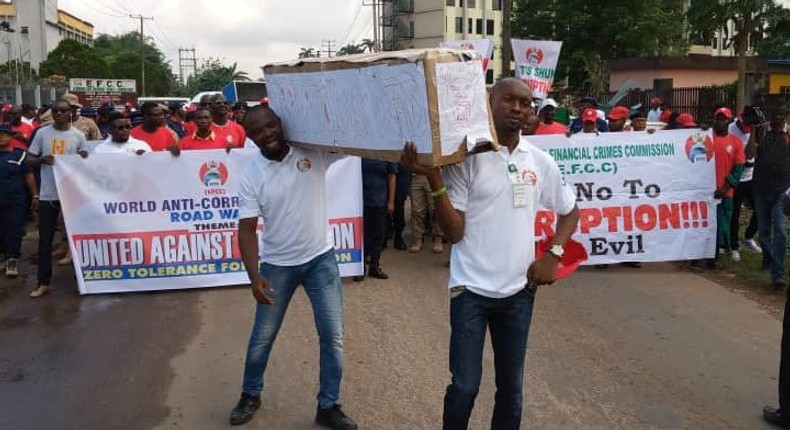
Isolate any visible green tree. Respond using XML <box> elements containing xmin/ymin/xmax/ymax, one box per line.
<box><xmin>755</xmin><ymin>5</ymin><xmax>790</xmax><ymax>59</ymax></box>
<box><xmin>513</xmin><ymin>0</ymin><xmax>688</xmax><ymax>93</ymax></box>
<box><xmin>298</xmin><ymin>47</ymin><xmax>317</xmax><ymax>58</ymax></box>
<box><xmin>336</xmin><ymin>43</ymin><xmax>365</xmax><ymax>56</ymax></box>
<box><xmin>93</xmin><ymin>32</ymin><xmax>176</xmax><ymax>96</ymax></box>
<box><xmin>39</xmin><ymin>39</ymin><xmax>111</xmax><ymax>79</ymax></box>
<box><xmin>190</xmin><ymin>58</ymin><xmax>250</xmax><ymax>92</ymax></box>
<box><xmin>687</xmin><ymin>0</ymin><xmax>779</xmax><ymax>110</ymax></box>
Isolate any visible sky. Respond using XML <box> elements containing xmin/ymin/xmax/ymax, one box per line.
<box><xmin>59</xmin><ymin>0</ymin><xmax>374</xmax><ymax>81</ymax></box>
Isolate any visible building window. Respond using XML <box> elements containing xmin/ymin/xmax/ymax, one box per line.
<box><xmin>465</xmin><ymin>0</ymin><xmax>476</xmax><ymax>7</ymax></box>
<box><xmin>447</xmin><ymin>0</ymin><xmax>454</xmax><ymax>5</ymax></box>
<box><xmin>455</xmin><ymin>17</ymin><xmax>463</xmax><ymax>33</ymax></box>
<box><xmin>712</xmin><ymin>38</ymin><xmax>718</xmax><ymax>49</ymax></box>
<box><xmin>486</xmin><ymin>19</ymin><xmax>494</xmax><ymax>35</ymax></box>
<box><xmin>486</xmin><ymin>69</ymin><xmax>494</xmax><ymax>85</ymax></box>
<box><xmin>476</xmin><ymin>19</ymin><xmax>483</xmax><ymax>34</ymax></box>
<box><xmin>468</xmin><ymin>18</ymin><xmax>472</xmax><ymax>32</ymax></box>
<box><xmin>492</xmin><ymin>0</ymin><xmax>502</xmax><ymax>10</ymax></box>
<box><xmin>781</xmin><ymin>86</ymin><xmax>790</xmax><ymax>95</ymax></box>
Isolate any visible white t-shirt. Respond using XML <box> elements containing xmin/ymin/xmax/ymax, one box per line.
<box><xmin>729</xmin><ymin>120</ymin><xmax>753</xmax><ymax>182</ymax></box>
<box><xmin>444</xmin><ymin>138</ymin><xmax>576</xmax><ymax>298</ymax></box>
<box><xmin>647</xmin><ymin>108</ymin><xmax>662</xmax><ymax>122</ymax></box>
<box><xmin>93</xmin><ymin>137</ymin><xmax>153</xmax><ymax>154</ymax></box>
<box><xmin>238</xmin><ymin>146</ymin><xmax>344</xmax><ymax>266</ymax></box>
<box><xmin>28</xmin><ymin>125</ymin><xmax>87</xmax><ymax>201</ymax></box>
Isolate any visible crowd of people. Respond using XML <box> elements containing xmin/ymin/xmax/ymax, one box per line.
<box><xmin>1</xmin><ymin>80</ymin><xmax>789</xmax><ymax>430</ymax></box>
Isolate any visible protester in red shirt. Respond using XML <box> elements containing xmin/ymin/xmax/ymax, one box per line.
<box><xmin>712</xmin><ymin>107</ymin><xmax>745</xmax><ymax>265</ymax></box>
<box><xmin>606</xmin><ymin>106</ymin><xmax>629</xmax><ymax>132</ymax></box>
<box><xmin>180</xmin><ymin>107</ymin><xmax>237</xmax><ymax>151</ymax></box>
<box><xmin>208</xmin><ymin>94</ymin><xmax>246</xmax><ymax>148</ymax></box>
<box><xmin>535</xmin><ymin>98</ymin><xmax>567</xmax><ymax>135</ymax></box>
<box><xmin>130</xmin><ymin>102</ymin><xmax>179</xmax><ymax>152</ymax></box>
<box><xmin>5</xmin><ymin>106</ymin><xmax>33</xmax><ymax>150</ymax></box>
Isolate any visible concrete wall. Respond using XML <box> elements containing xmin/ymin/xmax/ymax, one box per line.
<box><xmin>609</xmin><ymin>69</ymin><xmax>738</xmax><ymax>91</ymax></box>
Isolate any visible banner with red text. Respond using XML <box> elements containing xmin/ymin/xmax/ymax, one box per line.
<box><xmin>53</xmin><ymin>149</ymin><xmax>363</xmax><ymax>294</ymax></box>
<box><xmin>511</xmin><ymin>39</ymin><xmax>562</xmax><ymax>99</ymax></box>
<box><xmin>440</xmin><ymin>39</ymin><xmax>495</xmax><ymax>72</ymax></box>
<box><xmin>530</xmin><ymin>129</ymin><xmax>717</xmax><ymax>264</ymax></box>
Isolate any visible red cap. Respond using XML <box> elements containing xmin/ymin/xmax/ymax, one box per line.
<box><xmin>535</xmin><ymin>237</ymin><xmax>589</xmax><ymax>280</ymax></box>
<box><xmin>607</xmin><ymin>106</ymin><xmax>629</xmax><ymax>121</ymax></box>
<box><xmin>677</xmin><ymin>113</ymin><xmax>696</xmax><ymax>127</ymax></box>
<box><xmin>714</xmin><ymin>107</ymin><xmax>733</xmax><ymax>119</ymax></box>
<box><xmin>660</xmin><ymin>109</ymin><xmax>672</xmax><ymax>123</ymax></box>
<box><xmin>1</xmin><ymin>103</ymin><xmax>12</xmax><ymax>113</ymax></box>
<box><xmin>650</xmin><ymin>97</ymin><xmax>661</xmax><ymax>106</ymax></box>
<box><xmin>260</xmin><ymin>97</ymin><xmax>269</xmax><ymax>106</ymax></box>
<box><xmin>186</xmin><ymin>104</ymin><xmax>198</xmax><ymax>113</ymax></box>
<box><xmin>582</xmin><ymin>108</ymin><xmax>598</xmax><ymax>122</ymax></box>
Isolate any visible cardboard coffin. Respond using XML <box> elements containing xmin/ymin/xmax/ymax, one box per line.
<box><xmin>263</xmin><ymin>49</ymin><xmax>496</xmax><ymax>166</ymax></box>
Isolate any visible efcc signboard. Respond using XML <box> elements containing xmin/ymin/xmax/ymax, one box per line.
<box><xmin>69</xmin><ymin>78</ymin><xmax>138</xmax><ymax>107</ymax></box>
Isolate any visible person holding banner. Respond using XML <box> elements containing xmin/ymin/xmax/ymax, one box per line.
<box><xmin>180</xmin><ymin>107</ymin><xmax>236</xmax><ymax>151</ymax></box>
<box><xmin>230</xmin><ymin>106</ymin><xmax>357</xmax><ymax>430</ymax></box>
<box><xmin>402</xmin><ymin>78</ymin><xmax>579</xmax><ymax>430</ymax></box>
<box><xmin>93</xmin><ymin>112</ymin><xmax>152</xmax><ymax>155</ymax></box>
<box><xmin>130</xmin><ymin>102</ymin><xmax>179</xmax><ymax>152</ymax></box>
<box><xmin>25</xmin><ymin>98</ymin><xmax>88</xmax><ymax>298</ymax></box>
<box><xmin>0</xmin><ymin>124</ymin><xmax>36</xmax><ymax>278</ymax></box>
<box><xmin>569</xmin><ymin>97</ymin><xmax>608</xmax><ymax>134</ymax></box>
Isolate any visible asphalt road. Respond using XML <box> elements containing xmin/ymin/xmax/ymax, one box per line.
<box><xmin>0</xmin><ymin>234</ymin><xmax>786</xmax><ymax>430</ymax></box>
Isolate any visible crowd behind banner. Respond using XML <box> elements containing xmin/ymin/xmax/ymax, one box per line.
<box><xmin>0</xmin><ymin>85</ymin><xmax>788</xmax><ymax>296</ymax></box>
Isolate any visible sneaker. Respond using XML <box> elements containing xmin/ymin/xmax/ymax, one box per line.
<box><xmin>730</xmin><ymin>250</ymin><xmax>741</xmax><ymax>262</ymax></box>
<box><xmin>29</xmin><ymin>284</ymin><xmax>51</xmax><ymax>298</ymax></box>
<box><xmin>432</xmin><ymin>237</ymin><xmax>444</xmax><ymax>253</ymax></box>
<box><xmin>741</xmin><ymin>238</ymin><xmax>762</xmax><ymax>253</ymax></box>
<box><xmin>56</xmin><ymin>252</ymin><xmax>72</xmax><ymax>266</ymax></box>
<box><xmin>315</xmin><ymin>404</ymin><xmax>357</xmax><ymax>430</ymax></box>
<box><xmin>229</xmin><ymin>392</ymin><xmax>261</xmax><ymax>426</ymax></box>
<box><xmin>5</xmin><ymin>258</ymin><xmax>18</xmax><ymax>278</ymax></box>
<box><xmin>408</xmin><ymin>240</ymin><xmax>423</xmax><ymax>253</ymax></box>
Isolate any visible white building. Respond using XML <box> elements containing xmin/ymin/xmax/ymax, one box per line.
<box><xmin>381</xmin><ymin>0</ymin><xmax>504</xmax><ymax>84</ymax></box>
<box><xmin>0</xmin><ymin>0</ymin><xmax>93</xmax><ymax>71</ymax></box>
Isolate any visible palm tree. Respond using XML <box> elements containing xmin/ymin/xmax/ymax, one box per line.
<box><xmin>298</xmin><ymin>47</ymin><xmax>316</xmax><ymax>58</ymax></box>
<box><xmin>227</xmin><ymin>62</ymin><xmax>250</xmax><ymax>81</ymax></box>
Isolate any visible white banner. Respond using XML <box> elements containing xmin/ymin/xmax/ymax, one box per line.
<box><xmin>53</xmin><ymin>149</ymin><xmax>364</xmax><ymax>294</ymax></box>
<box><xmin>511</xmin><ymin>39</ymin><xmax>563</xmax><ymax>99</ymax></box>
<box><xmin>530</xmin><ymin>129</ymin><xmax>717</xmax><ymax>264</ymax></box>
<box><xmin>440</xmin><ymin>39</ymin><xmax>495</xmax><ymax>72</ymax></box>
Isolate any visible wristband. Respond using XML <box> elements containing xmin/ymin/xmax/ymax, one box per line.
<box><xmin>32</xmin><ymin>195</ymin><xmax>39</xmax><ymax>199</ymax></box>
<box><xmin>431</xmin><ymin>186</ymin><xmax>447</xmax><ymax>198</ymax></box>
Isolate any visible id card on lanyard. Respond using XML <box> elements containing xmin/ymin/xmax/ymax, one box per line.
<box><xmin>507</xmin><ymin>154</ymin><xmax>533</xmax><ymax>208</ymax></box>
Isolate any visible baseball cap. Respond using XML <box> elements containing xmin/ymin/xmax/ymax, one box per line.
<box><xmin>80</xmin><ymin>106</ymin><xmax>98</xmax><ymax>117</ymax></box>
<box><xmin>582</xmin><ymin>108</ymin><xmax>598</xmax><ymax>123</ymax></box>
<box><xmin>1</xmin><ymin>103</ymin><xmax>12</xmax><ymax>113</ymax></box>
<box><xmin>538</xmin><ymin>98</ymin><xmax>558</xmax><ymax>114</ymax></box>
<box><xmin>677</xmin><ymin>113</ymin><xmax>696</xmax><ymax>128</ymax></box>
<box><xmin>0</xmin><ymin>123</ymin><xmax>13</xmax><ymax>134</ymax></box>
<box><xmin>714</xmin><ymin>107</ymin><xmax>733</xmax><ymax>119</ymax></box>
<box><xmin>168</xmin><ymin>101</ymin><xmax>186</xmax><ymax>111</ymax></box>
<box><xmin>60</xmin><ymin>93</ymin><xmax>82</xmax><ymax>108</ymax></box>
<box><xmin>607</xmin><ymin>106</ymin><xmax>629</xmax><ymax>121</ymax></box>
<box><xmin>629</xmin><ymin>108</ymin><xmax>647</xmax><ymax>120</ymax></box>
<box><xmin>650</xmin><ymin>97</ymin><xmax>662</xmax><ymax>106</ymax></box>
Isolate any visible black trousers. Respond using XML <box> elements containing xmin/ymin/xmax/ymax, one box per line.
<box><xmin>780</xmin><ymin>291</ymin><xmax>790</xmax><ymax>411</ymax></box>
<box><xmin>363</xmin><ymin>205</ymin><xmax>387</xmax><ymax>263</ymax></box>
<box><xmin>731</xmin><ymin>180</ymin><xmax>758</xmax><ymax>250</ymax></box>
<box><xmin>38</xmin><ymin>200</ymin><xmax>62</xmax><ymax>285</ymax></box>
<box><xmin>0</xmin><ymin>199</ymin><xmax>26</xmax><ymax>259</ymax></box>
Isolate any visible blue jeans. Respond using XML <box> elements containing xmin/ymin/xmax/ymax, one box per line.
<box><xmin>241</xmin><ymin>250</ymin><xmax>344</xmax><ymax>409</ymax></box>
<box><xmin>754</xmin><ymin>190</ymin><xmax>788</xmax><ymax>282</ymax></box>
<box><xmin>443</xmin><ymin>288</ymin><xmax>535</xmax><ymax>430</ymax></box>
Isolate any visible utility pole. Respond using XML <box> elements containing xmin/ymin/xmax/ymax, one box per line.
<box><xmin>500</xmin><ymin>0</ymin><xmax>512</xmax><ymax>78</ymax></box>
<box><xmin>178</xmin><ymin>47</ymin><xmax>197</xmax><ymax>86</ymax></box>
<box><xmin>129</xmin><ymin>14</ymin><xmax>153</xmax><ymax>96</ymax></box>
<box><xmin>363</xmin><ymin>1</ymin><xmax>381</xmax><ymax>52</ymax></box>
<box><xmin>322</xmin><ymin>39</ymin><xmax>337</xmax><ymax>58</ymax></box>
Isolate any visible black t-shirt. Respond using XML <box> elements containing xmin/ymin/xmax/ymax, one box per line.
<box><xmin>361</xmin><ymin>158</ymin><xmax>396</xmax><ymax>207</ymax></box>
<box><xmin>0</xmin><ymin>148</ymin><xmax>29</xmax><ymax>202</ymax></box>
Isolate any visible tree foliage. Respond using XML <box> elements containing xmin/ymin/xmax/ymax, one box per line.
<box><xmin>754</xmin><ymin>4</ymin><xmax>790</xmax><ymax>59</ymax></box>
<box><xmin>512</xmin><ymin>0</ymin><xmax>689</xmax><ymax>93</ymax></box>
<box><xmin>686</xmin><ymin>0</ymin><xmax>780</xmax><ymax>109</ymax></box>
<box><xmin>40</xmin><ymin>32</ymin><xmax>176</xmax><ymax>96</ymax></box>
<box><xmin>39</xmin><ymin>39</ymin><xmax>110</xmax><ymax>79</ymax></box>
<box><xmin>184</xmin><ymin>58</ymin><xmax>251</xmax><ymax>93</ymax></box>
